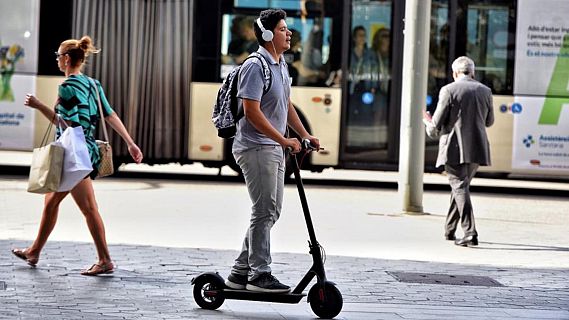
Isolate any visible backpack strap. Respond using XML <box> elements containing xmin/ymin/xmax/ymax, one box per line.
<box><xmin>244</xmin><ymin>52</ymin><xmax>272</xmax><ymax>95</ymax></box>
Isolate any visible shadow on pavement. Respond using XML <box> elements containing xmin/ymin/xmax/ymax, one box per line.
<box><xmin>476</xmin><ymin>242</ymin><xmax>569</xmax><ymax>252</ymax></box>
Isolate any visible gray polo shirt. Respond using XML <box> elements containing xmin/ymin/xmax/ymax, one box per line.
<box><xmin>232</xmin><ymin>46</ymin><xmax>291</xmax><ymax>153</ymax></box>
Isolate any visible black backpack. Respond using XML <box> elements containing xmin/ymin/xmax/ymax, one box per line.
<box><xmin>212</xmin><ymin>52</ymin><xmax>272</xmax><ymax>138</ymax></box>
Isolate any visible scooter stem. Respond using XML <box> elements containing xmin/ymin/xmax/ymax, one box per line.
<box><xmin>291</xmin><ymin>154</ymin><xmax>319</xmax><ymax>248</ymax></box>
<box><xmin>290</xmin><ymin>153</ymin><xmax>327</xmax><ymax>295</ymax></box>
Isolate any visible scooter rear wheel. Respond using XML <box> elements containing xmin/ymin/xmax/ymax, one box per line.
<box><xmin>192</xmin><ymin>274</ymin><xmax>225</xmax><ymax>310</ymax></box>
<box><xmin>308</xmin><ymin>281</ymin><xmax>343</xmax><ymax>319</ymax></box>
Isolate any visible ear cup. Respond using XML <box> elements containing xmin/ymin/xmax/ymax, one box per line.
<box><xmin>256</xmin><ymin>18</ymin><xmax>273</xmax><ymax>42</ymax></box>
<box><xmin>262</xmin><ymin>30</ymin><xmax>274</xmax><ymax>42</ymax></box>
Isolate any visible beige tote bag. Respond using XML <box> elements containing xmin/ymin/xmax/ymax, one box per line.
<box><xmin>27</xmin><ymin>120</ymin><xmax>65</xmax><ymax>193</ymax></box>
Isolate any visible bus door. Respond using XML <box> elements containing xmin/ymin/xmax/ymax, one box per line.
<box><xmin>464</xmin><ymin>1</ymin><xmax>515</xmax><ymax>173</ymax></box>
<box><xmin>425</xmin><ymin>0</ymin><xmax>451</xmax><ymax>165</ymax></box>
<box><xmin>342</xmin><ymin>0</ymin><xmax>393</xmax><ymax>166</ymax></box>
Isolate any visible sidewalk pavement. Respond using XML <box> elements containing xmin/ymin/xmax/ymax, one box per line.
<box><xmin>2</xmin><ymin>240</ymin><xmax>569</xmax><ymax>320</ymax></box>
<box><xmin>1</xmin><ymin>151</ymin><xmax>569</xmax><ymax>319</ymax></box>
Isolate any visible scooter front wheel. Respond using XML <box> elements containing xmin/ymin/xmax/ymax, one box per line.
<box><xmin>308</xmin><ymin>281</ymin><xmax>343</xmax><ymax>319</ymax></box>
<box><xmin>192</xmin><ymin>274</ymin><xmax>226</xmax><ymax>310</ymax></box>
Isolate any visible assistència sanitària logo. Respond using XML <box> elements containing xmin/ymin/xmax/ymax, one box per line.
<box><xmin>523</xmin><ymin>134</ymin><xmax>535</xmax><ymax>148</ymax></box>
<box><xmin>0</xmin><ymin>42</ymin><xmax>25</xmax><ymax>102</ymax></box>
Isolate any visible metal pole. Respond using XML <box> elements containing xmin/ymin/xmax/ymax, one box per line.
<box><xmin>398</xmin><ymin>0</ymin><xmax>431</xmax><ymax>214</ymax></box>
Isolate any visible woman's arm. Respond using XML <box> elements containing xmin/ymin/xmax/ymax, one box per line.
<box><xmin>104</xmin><ymin>113</ymin><xmax>143</xmax><ymax>163</ymax></box>
<box><xmin>24</xmin><ymin>94</ymin><xmax>58</xmax><ymax>124</ymax></box>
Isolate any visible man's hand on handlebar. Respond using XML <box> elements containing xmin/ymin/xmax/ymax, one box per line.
<box><xmin>284</xmin><ymin>138</ymin><xmax>302</xmax><ymax>154</ymax></box>
<box><xmin>303</xmin><ymin>135</ymin><xmax>321</xmax><ymax>152</ymax></box>
<box><xmin>284</xmin><ymin>136</ymin><xmax>323</xmax><ymax>154</ymax></box>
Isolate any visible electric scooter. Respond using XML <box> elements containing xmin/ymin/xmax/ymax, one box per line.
<box><xmin>191</xmin><ymin>139</ymin><xmax>343</xmax><ymax>319</ymax></box>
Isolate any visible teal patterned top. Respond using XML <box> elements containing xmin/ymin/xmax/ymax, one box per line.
<box><xmin>55</xmin><ymin>74</ymin><xmax>115</xmax><ymax>169</ymax></box>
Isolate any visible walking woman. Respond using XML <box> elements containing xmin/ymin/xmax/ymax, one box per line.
<box><xmin>11</xmin><ymin>36</ymin><xmax>143</xmax><ymax>275</ymax></box>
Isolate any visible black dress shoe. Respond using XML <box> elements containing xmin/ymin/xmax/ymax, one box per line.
<box><xmin>454</xmin><ymin>235</ymin><xmax>478</xmax><ymax>247</ymax></box>
<box><xmin>445</xmin><ymin>234</ymin><xmax>456</xmax><ymax>241</ymax></box>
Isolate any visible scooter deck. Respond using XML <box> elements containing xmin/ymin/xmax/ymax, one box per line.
<box><xmin>223</xmin><ymin>289</ymin><xmax>306</xmax><ymax>304</ymax></box>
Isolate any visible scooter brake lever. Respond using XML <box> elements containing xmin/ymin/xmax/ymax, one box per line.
<box><xmin>301</xmin><ymin>139</ymin><xmax>316</xmax><ymax>152</ymax></box>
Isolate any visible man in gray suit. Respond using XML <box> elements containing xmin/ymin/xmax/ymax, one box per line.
<box><xmin>423</xmin><ymin>56</ymin><xmax>494</xmax><ymax>247</ymax></box>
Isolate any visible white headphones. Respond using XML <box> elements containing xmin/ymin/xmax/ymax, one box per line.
<box><xmin>256</xmin><ymin>18</ymin><xmax>273</xmax><ymax>42</ymax></box>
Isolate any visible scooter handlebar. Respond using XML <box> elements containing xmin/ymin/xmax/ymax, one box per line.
<box><xmin>286</xmin><ymin>139</ymin><xmax>322</xmax><ymax>153</ymax></box>
<box><xmin>301</xmin><ymin>139</ymin><xmax>317</xmax><ymax>152</ymax></box>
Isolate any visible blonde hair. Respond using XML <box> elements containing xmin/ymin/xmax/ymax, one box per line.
<box><xmin>371</xmin><ymin>27</ymin><xmax>390</xmax><ymax>53</ymax></box>
<box><xmin>60</xmin><ymin>36</ymin><xmax>100</xmax><ymax>68</ymax></box>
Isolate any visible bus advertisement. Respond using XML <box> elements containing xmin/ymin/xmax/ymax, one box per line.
<box><xmin>512</xmin><ymin>0</ymin><xmax>569</xmax><ymax>173</ymax></box>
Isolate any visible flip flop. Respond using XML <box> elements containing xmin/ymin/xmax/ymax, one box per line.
<box><xmin>81</xmin><ymin>263</ymin><xmax>114</xmax><ymax>276</ymax></box>
<box><xmin>11</xmin><ymin>248</ymin><xmax>38</xmax><ymax>267</ymax></box>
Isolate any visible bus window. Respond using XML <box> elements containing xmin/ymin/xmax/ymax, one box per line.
<box><xmin>221</xmin><ymin>15</ymin><xmax>259</xmax><ymax>71</ymax></box>
<box><xmin>466</xmin><ymin>3</ymin><xmax>511</xmax><ymax>94</ymax></box>
<box><xmin>233</xmin><ymin>0</ymin><xmax>324</xmax><ymax>11</ymax></box>
<box><xmin>284</xmin><ymin>16</ymin><xmax>332</xmax><ymax>87</ymax></box>
<box><xmin>345</xmin><ymin>0</ymin><xmax>392</xmax><ymax>159</ymax></box>
<box><xmin>427</xmin><ymin>1</ymin><xmax>514</xmax><ymax>110</ymax></box>
<box><xmin>220</xmin><ymin>12</ymin><xmax>333</xmax><ymax>86</ymax></box>
<box><xmin>234</xmin><ymin>0</ymin><xmax>301</xmax><ymax>10</ymax></box>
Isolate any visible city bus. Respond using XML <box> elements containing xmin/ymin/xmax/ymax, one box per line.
<box><xmin>1</xmin><ymin>0</ymin><xmax>568</xmax><ymax>178</ymax></box>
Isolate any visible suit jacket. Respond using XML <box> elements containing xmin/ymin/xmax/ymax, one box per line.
<box><xmin>427</xmin><ymin>76</ymin><xmax>494</xmax><ymax>168</ymax></box>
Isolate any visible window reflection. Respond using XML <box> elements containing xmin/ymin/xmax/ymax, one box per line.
<box><xmin>427</xmin><ymin>1</ymin><xmax>512</xmax><ymax>107</ymax></box>
<box><xmin>466</xmin><ymin>4</ymin><xmax>510</xmax><ymax>94</ymax></box>
<box><xmin>427</xmin><ymin>1</ymin><xmax>449</xmax><ymax>113</ymax></box>
<box><xmin>223</xmin><ymin>16</ymin><xmax>259</xmax><ymax>65</ymax></box>
<box><xmin>234</xmin><ymin>0</ymin><xmax>301</xmax><ymax>10</ymax></box>
<box><xmin>345</xmin><ymin>0</ymin><xmax>392</xmax><ymax>153</ymax></box>
<box><xmin>285</xmin><ymin>28</ymin><xmax>323</xmax><ymax>86</ymax></box>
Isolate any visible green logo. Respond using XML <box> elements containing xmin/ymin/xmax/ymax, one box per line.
<box><xmin>538</xmin><ymin>33</ymin><xmax>569</xmax><ymax>125</ymax></box>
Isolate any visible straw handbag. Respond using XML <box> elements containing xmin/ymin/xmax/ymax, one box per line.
<box><xmin>91</xmin><ymin>79</ymin><xmax>114</xmax><ymax>178</ymax></box>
